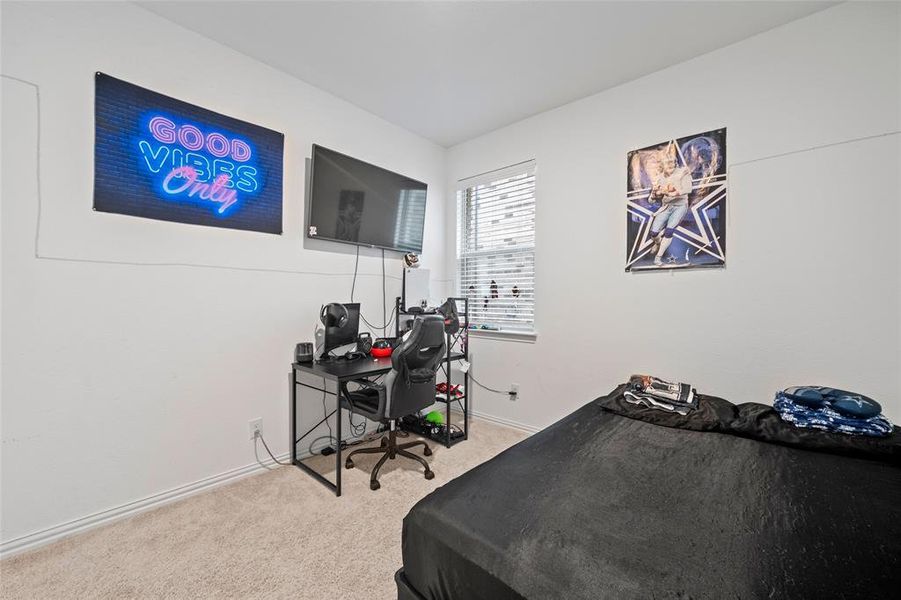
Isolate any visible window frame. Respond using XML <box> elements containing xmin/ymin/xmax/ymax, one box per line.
<box><xmin>455</xmin><ymin>160</ymin><xmax>537</xmax><ymax>338</ymax></box>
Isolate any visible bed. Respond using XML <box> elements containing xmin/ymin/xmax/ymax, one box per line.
<box><xmin>397</xmin><ymin>385</ymin><xmax>901</xmax><ymax>599</ymax></box>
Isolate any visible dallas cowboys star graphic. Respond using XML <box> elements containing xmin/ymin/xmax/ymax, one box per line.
<box><xmin>625</xmin><ymin>132</ymin><xmax>727</xmax><ymax>270</ymax></box>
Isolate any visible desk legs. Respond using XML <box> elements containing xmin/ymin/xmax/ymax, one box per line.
<box><xmin>335</xmin><ymin>392</ymin><xmax>342</xmax><ymax>497</ymax></box>
<box><xmin>291</xmin><ymin>369</ymin><xmax>342</xmax><ymax>497</ymax></box>
<box><xmin>290</xmin><ymin>371</ymin><xmax>297</xmax><ymax>464</ymax></box>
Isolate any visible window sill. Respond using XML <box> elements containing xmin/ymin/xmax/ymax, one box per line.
<box><xmin>466</xmin><ymin>329</ymin><xmax>537</xmax><ymax>343</ymax></box>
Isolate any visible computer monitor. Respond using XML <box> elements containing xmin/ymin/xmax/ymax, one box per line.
<box><xmin>323</xmin><ymin>302</ymin><xmax>360</xmax><ymax>357</ymax></box>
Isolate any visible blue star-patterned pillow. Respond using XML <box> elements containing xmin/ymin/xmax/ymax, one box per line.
<box><xmin>783</xmin><ymin>386</ymin><xmax>882</xmax><ymax>419</ymax></box>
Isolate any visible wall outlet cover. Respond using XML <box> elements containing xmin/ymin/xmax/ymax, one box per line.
<box><xmin>249</xmin><ymin>418</ymin><xmax>263</xmax><ymax>440</ymax></box>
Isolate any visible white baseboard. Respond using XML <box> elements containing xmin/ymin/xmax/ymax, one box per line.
<box><xmin>453</xmin><ymin>408</ymin><xmax>541</xmax><ymax>434</ymax></box>
<box><xmin>0</xmin><ymin>448</ymin><xmax>292</xmax><ymax>559</ymax></box>
<box><xmin>0</xmin><ymin>414</ymin><xmax>537</xmax><ymax>559</ymax></box>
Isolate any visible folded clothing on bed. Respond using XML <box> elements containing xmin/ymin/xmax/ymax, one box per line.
<box><xmin>774</xmin><ymin>387</ymin><xmax>893</xmax><ymax>437</ymax></box>
<box><xmin>598</xmin><ymin>385</ymin><xmax>901</xmax><ymax>465</ymax></box>
<box><xmin>624</xmin><ymin>374</ymin><xmax>698</xmax><ymax>415</ymax></box>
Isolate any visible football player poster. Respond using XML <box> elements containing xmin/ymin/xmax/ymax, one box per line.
<box><xmin>626</xmin><ymin>128</ymin><xmax>726</xmax><ymax>271</ymax></box>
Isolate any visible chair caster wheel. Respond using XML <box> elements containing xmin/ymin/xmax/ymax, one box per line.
<box><xmin>345</xmin><ymin>460</ymin><xmax>354</xmax><ymax>469</ymax></box>
<box><xmin>370</xmin><ymin>481</ymin><xmax>380</xmax><ymax>491</ymax></box>
<box><xmin>380</xmin><ymin>438</ymin><xmax>388</xmax><ymax>447</ymax></box>
<box><xmin>423</xmin><ymin>447</ymin><xmax>432</xmax><ymax>456</ymax></box>
<box><xmin>424</xmin><ymin>470</ymin><xmax>435</xmax><ymax>480</ymax></box>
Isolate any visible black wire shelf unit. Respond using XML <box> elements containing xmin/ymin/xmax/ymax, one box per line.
<box><xmin>395</xmin><ymin>296</ymin><xmax>470</xmax><ymax>448</ymax></box>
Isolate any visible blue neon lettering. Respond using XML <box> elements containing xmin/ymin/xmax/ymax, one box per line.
<box><xmin>170</xmin><ymin>147</ymin><xmax>185</xmax><ymax>170</ymax></box>
<box><xmin>138</xmin><ymin>140</ymin><xmax>170</xmax><ymax>173</ymax></box>
<box><xmin>184</xmin><ymin>152</ymin><xmax>211</xmax><ymax>182</ymax></box>
<box><xmin>138</xmin><ymin>113</ymin><xmax>263</xmax><ymax>216</ymax></box>
<box><xmin>235</xmin><ymin>165</ymin><xmax>259</xmax><ymax>193</ymax></box>
<box><xmin>212</xmin><ymin>159</ymin><xmax>236</xmax><ymax>189</ymax></box>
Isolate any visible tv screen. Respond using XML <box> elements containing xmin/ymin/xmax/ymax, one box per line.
<box><xmin>308</xmin><ymin>145</ymin><xmax>427</xmax><ymax>253</ymax></box>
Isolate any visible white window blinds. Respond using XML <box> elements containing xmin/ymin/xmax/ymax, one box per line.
<box><xmin>456</xmin><ymin>161</ymin><xmax>536</xmax><ymax>333</ymax></box>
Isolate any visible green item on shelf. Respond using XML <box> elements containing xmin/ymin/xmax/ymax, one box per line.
<box><xmin>425</xmin><ymin>411</ymin><xmax>445</xmax><ymax>426</ymax></box>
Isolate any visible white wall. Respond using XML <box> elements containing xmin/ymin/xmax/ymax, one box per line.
<box><xmin>2</xmin><ymin>0</ymin><xmax>898</xmax><ymax>557</ymax></box>
<box><xmin>0</xmin><ymin>1</ymin><xmax>448</xmax><ymax>550</ymax></box>
<box><xmin>446</xmin><ymin>2</ymin><xmax>901</xmax><ymax>431</ymax></box>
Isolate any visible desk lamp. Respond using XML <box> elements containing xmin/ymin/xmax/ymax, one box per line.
<box><xmin>401</xmin><ymin>252</ymin><xmax>420</xmax><ymax>312</ymax></box>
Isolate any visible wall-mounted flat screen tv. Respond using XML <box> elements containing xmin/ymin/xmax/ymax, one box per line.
<box><xmin>307</xmin><ymin>145</ymin><xmax>427</xmax><ymax>253</ymax></box>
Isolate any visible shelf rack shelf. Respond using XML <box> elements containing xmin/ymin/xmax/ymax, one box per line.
<box><xmin>395</xmin><ymin>295</ymin><xmax>470</xmax><ymax>448</ymax></box>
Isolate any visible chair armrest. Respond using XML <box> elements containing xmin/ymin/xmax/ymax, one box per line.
<box><xmin>340</xmin><ymin>379</ymin><xmax>387</xmax><ymax>420</ymax></box>
<box><xmin>350</xmin><ymin>378</ymin><xmax>385</xmax><ymax>391</ymax></box>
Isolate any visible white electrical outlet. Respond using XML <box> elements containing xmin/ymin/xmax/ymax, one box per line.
<box><xmin>249</xmin><ymin>418</ymin><xmax>263</xmax><ymax>440</ymax></box>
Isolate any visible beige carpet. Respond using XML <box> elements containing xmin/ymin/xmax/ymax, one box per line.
<box><xmin>1</xmin><ymin>418</ymin><xmax>527</xmax><ymax>599</ymax></box>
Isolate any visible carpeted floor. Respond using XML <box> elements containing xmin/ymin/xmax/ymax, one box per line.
<box><xmin>0</xmin><ymin>419</ymin><xmax>528</xmax><ymax>599</ymax></box>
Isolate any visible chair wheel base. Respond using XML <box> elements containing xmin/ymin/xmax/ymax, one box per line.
<box><xmin>370</xmin><ymin>480</ymin><xmax>381</xmax><ymax>491</ymax></box>
<box><xmin>423</xmin><ymin>447</ymin><xmax>432</xmax><ymax>456</ymax></box>
<box><xmin>345</xmin><ymin>460</ymin><xmax>354</xmax><ymax>469</ymax></box>
<box><xmin>424</xmin><ymin>470</ymin><xmax>435</xmax><ymax>480</ymax></box>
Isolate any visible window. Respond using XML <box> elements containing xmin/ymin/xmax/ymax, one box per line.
<box><xmin>456</xmin><ymin>161</ymin><xmax>536</xmax><ymax>333</ymax></box>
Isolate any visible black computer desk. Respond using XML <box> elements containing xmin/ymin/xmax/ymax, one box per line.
<box><xmin>291</xmin><ymin>357</ymin><xmax>393</xmax><ymax>497</ymax></box>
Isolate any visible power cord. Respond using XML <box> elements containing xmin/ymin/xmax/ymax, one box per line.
<box><xmin>348</xmin><ymin>413</ymin><xmax>366</xmax><ymax>437</ymax></box>
<box><xmin>307</xmin><ymin>434</ymin><xmax>335</xmax><ymax>457</ymax></box>
<box><xmin>469</xmin><ymin>368</ymin><xmax>515</xmax><ymax>396</ymax></box>
<box><xmin>255</xmin><ymin>431</ymin><xmax>291</xmax><ymax>466</ymax></box>
<box><xmin>350</xmin><ymin>245</ymin><xmax>360</xmax><ymax>302</ymax></box>
<box><xmin>360</xmin><ymin>305</ymin><xmax>397</xmax><ymax>333</ymax></box>
<box><xmin>253</xmin><ymin>435</ymin><xmax>278</xmax><ymax>470</ymax></box>
<box><xmin>381</xmin><ymin>249</ymin><xmax>387</xmax><ymax>337</ymax></box>
<box><xmin>352</xmin><ymin>246</ymin><xmax>395</xmax><ymax>336</ymax></box>
<box><xmin>345</xmin><ymin>386</ymin><xmax>367</xmax><ymax>437</ymax></box>
<box><xmin>312</xmin><ymin>376</ymin><xmax>370</xmax><ymax>454</ymax></box>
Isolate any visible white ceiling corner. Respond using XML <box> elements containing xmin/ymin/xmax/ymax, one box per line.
<box><xmin>138</xmin><ymin>1</ymin><xmax>836</xmax><ymax>147</ymax></box>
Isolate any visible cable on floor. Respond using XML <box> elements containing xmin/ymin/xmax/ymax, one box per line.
<box><xmin>307</xmin><ymin>435</ymin><xmax>335</xmax><ymax>457</ymax></box>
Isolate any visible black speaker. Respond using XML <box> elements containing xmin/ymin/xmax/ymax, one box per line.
<box><xmin>295</xmin><ymin>342</ymin><xmax>314</xmax><ymax>363</ymax></box>
<box><xmin>356</xmin><ymin>332</ymin><xmax>373</xmax><ymax>354</ymax></box>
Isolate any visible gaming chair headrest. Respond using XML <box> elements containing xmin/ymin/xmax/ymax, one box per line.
<box><xmin>410</xmin><ymin>314</ymin><xmax>446</xmax><ymax>348</ymax></box>
<box><xmin>393</xmin><ymin>315</ymin><xmax>446</xmax><ymax>371</ymax></box>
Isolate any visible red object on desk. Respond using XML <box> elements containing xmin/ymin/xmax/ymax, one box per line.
<box><xmin>371</xmin><ymin>339</ymin><xmax>393</xmax><ymax>358</ymax></box>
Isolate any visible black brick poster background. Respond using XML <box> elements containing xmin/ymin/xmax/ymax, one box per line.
<box><xmin>94</xmin><ymin>73</ymin><xmax>283</xmax><ymax>234</ymax></box>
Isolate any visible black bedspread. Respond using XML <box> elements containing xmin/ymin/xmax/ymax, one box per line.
<box><xmin>401</xmin><ymin>394</ymin><xmax>901</xmax><ymax>599</ymax></box>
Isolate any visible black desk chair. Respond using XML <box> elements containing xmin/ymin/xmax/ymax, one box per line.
<box><xmin>341</xmin><ymin>315</ymin><xmax>446</xmax><ymax>490</ymax></box>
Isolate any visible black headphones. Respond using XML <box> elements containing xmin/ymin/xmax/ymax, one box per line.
<box><xmin>320</xmin><ymin>303</ymin><xmax>349</xmax><ymax>328</ymax></box>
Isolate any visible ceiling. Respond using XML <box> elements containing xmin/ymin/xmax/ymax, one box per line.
<box><xmin>139</xmin><ymin>1</ymin><xmax>835</xmax><ymax>147</ymax></box>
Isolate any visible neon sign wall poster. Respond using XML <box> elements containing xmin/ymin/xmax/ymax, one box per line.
<box><xmin>94</xmin><ymin>73</ymin><xmax>283</xmax><ymax>234</ymax></box>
